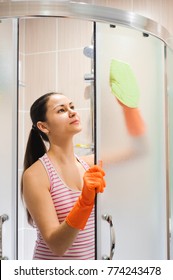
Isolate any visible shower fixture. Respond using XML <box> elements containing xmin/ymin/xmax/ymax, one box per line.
<box><xmin>84</xmin><ymin>73</ymin><xmax>94</xmax><ymax>82</ymax></box>
<box><xmin>83</xmin><ymin>45</ymin><xmax>94</xmax><ymax>59</ymax></box>
<box><xmin>83</xmin><ymin>44</ymin><xmax>94</xmax><ymax>82</ymax></box>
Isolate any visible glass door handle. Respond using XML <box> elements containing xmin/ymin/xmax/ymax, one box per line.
<box><xmin>0</xmin><ymin>214</ymin><xmax>9</xmax><ymax>260</ymax></box>
<box><xmin>102</xmin><ymin>214</ymin><xmax>116</xmax><ymax>260</ymax></box>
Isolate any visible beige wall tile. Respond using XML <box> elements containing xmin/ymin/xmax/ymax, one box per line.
<box><xmin>18</xmin><ymin>111</ymin><xmax>25</xmax><ymax>170</ymax></box>
<box><xmin>57</xmin><ymin>18</ymin><xmax>93</xmax><ymax>50</ymax></box>
<box><xmin>25</xmin><ymin>17</ymin><xmax>56</xmax><ymax>54</ymax></box>
<box><xmin>25</xmin><ymin>52</ymin><xmax>57</xmax><ymax>110</ymax></box>
<box><xmin>132</xmin><ymin>0</ymin><xmax>162</xmax><ymax>22</ymax></box>
<box><xmin>18</xmin><ymin>53</ymin><xmax>26</xmax><ymax>110</ymax></box>
<box><xmin>57</xmin><ymin>49</ymin><xmax>91</xmax><ymax>109</ymax></box>
<box><xmin>160</xmin><ymin>0</ymin><xmax>173</xmax><ymax>35</ymax></box>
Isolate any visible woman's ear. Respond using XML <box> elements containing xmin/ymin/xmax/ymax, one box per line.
<box><xmin>37</xmin><ymin>121</ymin><xmax>49</xmax><ymax>134</ymax></box>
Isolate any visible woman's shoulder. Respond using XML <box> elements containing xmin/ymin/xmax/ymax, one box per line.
<box><xmin>23</xmin><ymin>160</ymin><xmax>42</xmax><ymax>175</ymax></box>
<box><xmin>79</xmin><ymin>154</ymin><xmax>94</xmax><ymax>167</ymax></box>
<box><xmin>22</xmin><ymin>159</ymin><xmax>47</xmax><ymax>184</ymax></box>
<box><xmin>22</xmin><ymin>159</ymin><xmax>51</xmax><ymax>196</ymax></box>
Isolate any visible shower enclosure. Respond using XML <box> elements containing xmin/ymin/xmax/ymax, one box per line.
<box><xmin>0</xmin><ymin>1</ymin><xmax>172</xmax><ymax>260</ymax></box>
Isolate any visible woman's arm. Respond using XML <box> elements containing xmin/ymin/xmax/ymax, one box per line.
<box><xmin>81</xmin><ymin>98</ymin><xmax>147</xmax><ymax>167</ymax></box>
<box><xmin>23</xmin><ymin>160</ymin><xmax>105</xmax><ymax>256</ymax></box>
<box><xmin>22</xmin><ymin>161</ymin><xmax>80</xmax><ymax>256</ymax></box>
<box><xmin>80</xmin><ymin>154</ymin><xmax>94</xmax><ymax>167</ymax></box>
<box><xmin>82</xmin><ymin>143</ymin><xmax>146</xmax><ymax>167</ymax></box>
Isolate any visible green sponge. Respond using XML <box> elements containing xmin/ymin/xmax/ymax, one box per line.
<box><xmin>110</xmin><ymin>59</ymin><xmax>140</xmax><ymax>108</ymax></box>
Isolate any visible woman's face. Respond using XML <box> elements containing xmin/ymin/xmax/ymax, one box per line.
<box><xmin>43</xmin><ymin>94</ymin><xmax>82</xmax><ymax>141</ymax></box>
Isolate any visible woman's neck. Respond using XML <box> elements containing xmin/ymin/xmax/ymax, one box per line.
<box><xmin>47</xmin><ymin>139</ymin><xmax>76</xmax><ymax>164</ymax></box>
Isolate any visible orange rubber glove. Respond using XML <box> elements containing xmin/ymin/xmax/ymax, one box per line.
<box><xmin>65</xmin><ymin>165</ymin><xmax>106</xmax><ymax>230</ymax></box>
<box><xmin>117</xmin><ymin>98</ymin><xmax>145</xmax><ymax>136</ymax></box>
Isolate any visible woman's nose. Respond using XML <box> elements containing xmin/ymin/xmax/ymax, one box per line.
<box><xmin>69</xmin><ymin>108</ymin><xmax>76</xmax><ymax>117</ymax></box>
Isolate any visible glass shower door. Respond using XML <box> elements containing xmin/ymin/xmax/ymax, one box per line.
<box><xmin>96</xmin><ymin>22</ymin><xmax>168</xmax><ymax>259</ymax></box>
<box><xmin>0</xmin><ymin>18</ymin><xmax>18</xmax><ymax>259</ymax></box>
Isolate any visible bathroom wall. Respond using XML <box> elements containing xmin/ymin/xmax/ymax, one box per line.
<box><xmin>18</xmin><ymin>17</ymin><xmax>93</xmax><ymax>259</ymax></box>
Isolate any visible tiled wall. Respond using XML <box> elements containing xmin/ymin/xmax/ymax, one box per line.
<box><xmin>18</xmin><ymin>0</ymin><xmax>173</xmax><ymax>259</ymax></box>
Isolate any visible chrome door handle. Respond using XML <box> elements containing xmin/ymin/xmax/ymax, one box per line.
<box><xmin>102</xmin><ymin>214</ymin><xmax>116</xmax><ymax>260</ymax></box>
<box><xmin>0</xmin><ymin>214</ymin><xmax>9</xmax><ymax>260</ymax></box>
<box><xmin>1</xmin><ymin>214</ymin><xmax>8</xmax><ymax>223</ymax></box>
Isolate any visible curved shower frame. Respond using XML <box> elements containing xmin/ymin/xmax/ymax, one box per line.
<box><xmin>0</xmin><ymin>1</ymin><xmax>172</xmax><ymax>46</ymax></box>
<box><xmin>0</xmin><ymin>1</ymin><xmax>172</xmax><ymax>259</ymax></box>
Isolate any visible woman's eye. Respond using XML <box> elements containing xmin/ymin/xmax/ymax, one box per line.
<box><xmin>57</xmin><ymin>108</ymin><xmax>65</xmax><ymax>113</ymax></box>
<box><xmin>70</xmin><ymin>106</ymin><xmax>75</xmax><ymax>110</ymax></box>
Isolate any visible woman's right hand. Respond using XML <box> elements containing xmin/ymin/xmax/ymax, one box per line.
<box><xmin>80</xmin><ymin>165</ymin><xmax>106</xmax><ymax>206</ymax></box>
<box><xmin>66</xmin><ymin>165</ymin><xmax>106</xmax><ymax>230</ymax></box>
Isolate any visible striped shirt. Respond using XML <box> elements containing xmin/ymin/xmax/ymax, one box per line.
<box><xmin>33</xmin><ymin>153</ymin><xmax>95</xmax><ymax>260</ymax></box>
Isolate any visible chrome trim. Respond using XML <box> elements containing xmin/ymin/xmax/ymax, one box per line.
<box><xmin>0</xmin><ymin>1</ymin><xmax>172</xmax><ymax>48</ymax></box>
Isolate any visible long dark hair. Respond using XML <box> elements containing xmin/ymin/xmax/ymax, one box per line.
<box><xmin>21</xmin><ymin>91</ymin><xmax>61</xmax><ymax>225</ymax></box>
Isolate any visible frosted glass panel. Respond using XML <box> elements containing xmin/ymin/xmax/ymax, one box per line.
<box><xmin>0</xmin><ymin>19</ymin><xmax>18</xmax><ymax>259</ymax></box>
<box><xmin>96</xmin><ymin>23</ymin><xmax>167</xmax><ymax>259</ymax></box>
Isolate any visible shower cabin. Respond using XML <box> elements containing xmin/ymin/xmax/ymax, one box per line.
<box><xmin>0</xmin><ymin>1</ymin><xmax>173</xmax><ymax>260</ymax></box>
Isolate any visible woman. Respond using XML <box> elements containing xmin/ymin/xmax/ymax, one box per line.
<box><xmin>22</xmin><ymin>80</ymin><xmax>146</xmax><ymax>259</ymax></box>
<box><xmin>21</xmin><ymin>92</ymin><xmax>106</xmax><ymax>260</ymax></box>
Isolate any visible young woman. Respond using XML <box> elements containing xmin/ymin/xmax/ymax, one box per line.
<box><xmin>21</xmin><ymin>80</ymin><xmax>146</xmax><ymax>259</ymax></box>
<box><xmin>21</xmin><ymin>92</ymin><xmax>106</xmax><ymax>260</ymax></box>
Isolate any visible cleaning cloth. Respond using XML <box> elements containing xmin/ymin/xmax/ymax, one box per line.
<box><xmin>110</xmin><ymin>59</ymin><xmax>140</xmax><ymax>108</ymax></box>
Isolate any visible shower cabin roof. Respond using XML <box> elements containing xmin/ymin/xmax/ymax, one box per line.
<box><xmin>0</xmin><ymin>1</ymin><xmax>172</xmax><ymax>48</ymax></box>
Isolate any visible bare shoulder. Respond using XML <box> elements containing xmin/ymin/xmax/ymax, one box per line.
<box><xmin>80</xmin><ymin>154</ymin><xmax>94</xmax><ymax>167</ymax></box>
<box><xmin>22</xmin><ymin>160</ymin><xmax>50</xmax><ymax>191</ymax></box>
<box><xmin>23</xmin><ymin>160</ymin><xmax>45</xmax><ymax>179</ymax></box>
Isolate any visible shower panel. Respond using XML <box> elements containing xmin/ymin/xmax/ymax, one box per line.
<box><xmin>0</xmin><ymin>18</ymin><xmax>18</xmax><ymax>259</ymax></box>
<box><xmin>96</xmin><ymin>22</ymin><xmax>168</xmax><ymax>259</ymax></box>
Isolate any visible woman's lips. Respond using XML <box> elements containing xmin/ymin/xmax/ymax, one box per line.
<box><xmin>70</xmin><ymin>119</ymin><xmax>80</xmax><ymax>125</ymax></box>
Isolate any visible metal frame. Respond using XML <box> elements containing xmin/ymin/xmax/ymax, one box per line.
<box><xmin>0</xmin><ymin>1</ymin><xmax>172</xmax><ymax>47</ymax></box>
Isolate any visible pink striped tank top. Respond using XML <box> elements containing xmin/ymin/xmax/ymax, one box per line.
<box><xmin>33</xmin><ymin>153</ymin><xmax>95</xmax><ymax>260</ymax></box>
